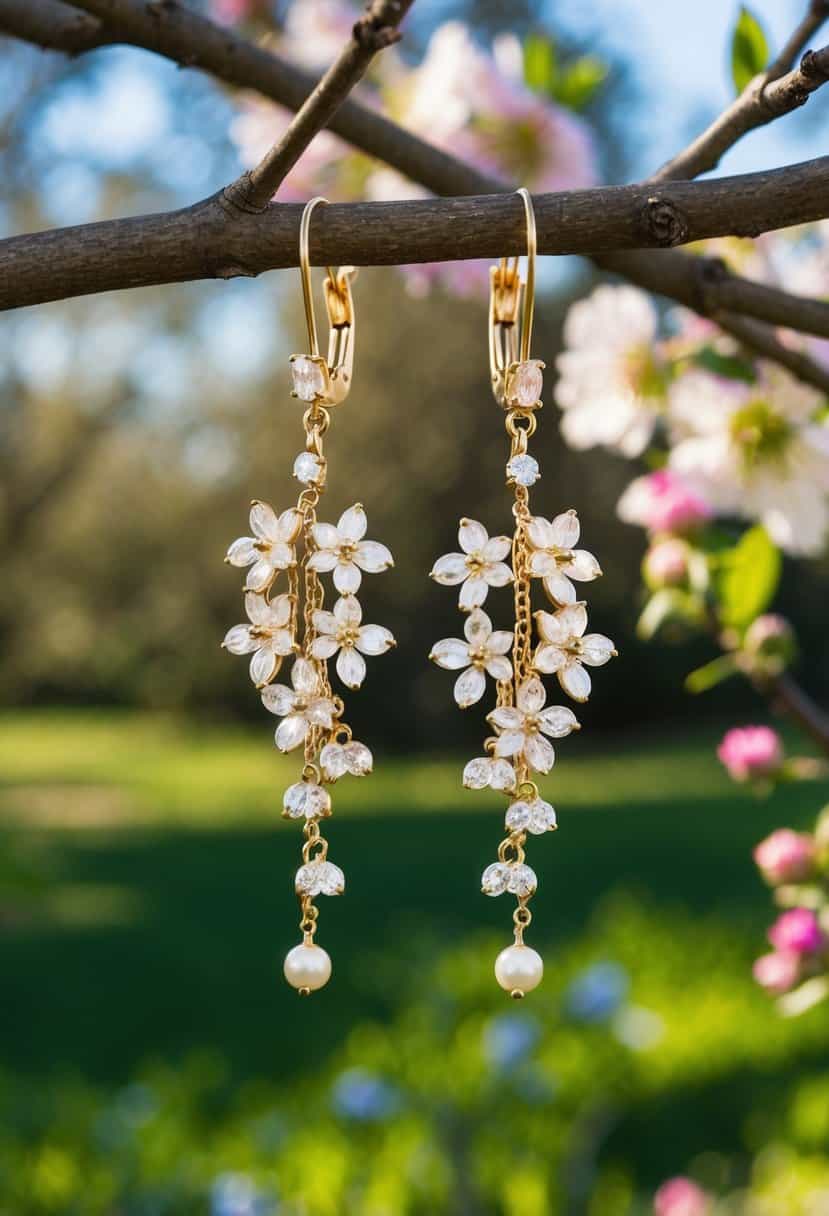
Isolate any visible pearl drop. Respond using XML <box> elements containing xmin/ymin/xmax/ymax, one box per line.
<box><xmin>494</xmin><ymin>944</ymin><xmax>544</xmax><ymax>997</ymax></box>
<box><xmin>283</xmin><ymin>942</ymin><xmax>332</xmax><ymax>992</ymax></box>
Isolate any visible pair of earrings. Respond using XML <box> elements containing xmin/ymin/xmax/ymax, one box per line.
<box><xmin>223</xmin><ymin>191</ymin><xmax>617</xmax><ymax>999</ymax></box>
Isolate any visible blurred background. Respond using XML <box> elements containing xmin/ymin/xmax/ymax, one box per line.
<box><xmin>2</xmin><ymin>0</ymin><xmax>829</xmax><ymax>1212</ymax></box>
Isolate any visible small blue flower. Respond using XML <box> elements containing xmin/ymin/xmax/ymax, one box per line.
<box><xmin>331</xmin><ymin>1069</ymin><xmax>399</xmax><ymax>1122</ymax></box>
<box><xmin>564</xmin><ymin>961</ymin><xmax>629</xmax><ymax>1023</ymax></box>
<box><xmin>210</xmin><ymin>1173</ymin><xmax>274</xmax><ymax>1216</ymax></box>
<box><xmin>483</xmin><ymin>1012</ymin><xmax>541</xmax><ymax>1069</ymax></box>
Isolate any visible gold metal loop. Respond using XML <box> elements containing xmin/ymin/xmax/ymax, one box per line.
<box><xmin>293</xmin><ymin>197</ymin><xmax>356</xmax><ymax>406</ymax></box>
<box><xmin>489</xmin><ymin>188</ymin><xmax>543</xmax><ymax>410</ymax></box>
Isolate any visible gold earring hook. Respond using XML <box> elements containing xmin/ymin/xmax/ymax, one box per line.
<box><xmin>516</xmin><ymin>187</ymin><xmax>536</xmax><ymax>362</ymax></box>
<box><xmin>488</xmin><ymin>188</ymin><xmax>544</xmax><ymax>411</ymax></box>
<box><xmin>291</xmin><ymin>197</ymin><xmax>356</xmax><ymax>407</ymax></box>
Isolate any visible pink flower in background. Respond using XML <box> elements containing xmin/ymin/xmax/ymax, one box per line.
<box><xmin>717</xmin><ymin>726</ymin><xmax>782</xmax><ymax>783</ymax></box>
<box><xmin>768</xmin><ymin>908</ymin><xmax>824</xmax><ymax>955</ymax></box>
<box><xmin>643</xmin><ymin>538</ymin><xmax>689</xmax><ymax>587</ymax></box>
<box><xmin>617</xmin><ymin>469</ymin><xmax>712</xmax><ymax>535</ymax></box>
<box><xmin>208</xmin><ymin>0</ymin><xmax>256</xmax><ymax>24</ymax></box>
<box><xmin>654</xmin><ymin>1177</ymin><xmax>711</xmax><ymax>1216</ymax></box>
<box><xmin>753</xmin><ymin>950</ymin><xmax>801</xmax><ymax>994</ymax></box>
<box><xmin>754</xmin><ymin>828</ymin><xmax>815</xmax><ymax>885</ymax></box>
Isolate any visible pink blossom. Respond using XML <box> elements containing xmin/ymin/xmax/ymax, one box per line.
<box><xmin>717</xmin><ymin>726</ymin><xmax>783</xmax><ymax>782</ymax></box>
<box><xmin>617</xmin><ymin>469</ymin><xmax>712</xmax><ymax>535</ymax></box>
<box><xmin>768</xmin><ymin>908</ymin><xmax>824</xmax><ymax>955</ymax></box>
<box><xmin>754</xmin><ymin>828</ymin><xmax>815</xmax><ymax>885</ymax></box>
<box><xmin>753</xmin><ymin>950</ymin><xmax>801</xmax><ymax>994</ymax></box>
<box><xmin>654</xmin><ymin>1177</ymin><xmax>711</xmax><ymax>1216</ymax></box>
<box><xmin>643</xmin><ymin>538</ymin><xmax>689</xmax><ymax>587</ymax></box>
<box><xmin>208</xmin><ymin>0</ymin><xmax>255</xmax><ymax>24</ymax></box>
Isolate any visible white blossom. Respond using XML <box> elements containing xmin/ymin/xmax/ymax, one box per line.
<box><xmin>308</xmin><ymin>503</ymin><xmax>393</xmax><ymax>594</ymax></box>
<box><xmin>430</xmin><ymin>607</ymin><xmax>513</xmax><ymax>707</ymax></box>
<box><xmin>310</xmin><ymin>595</ymin><xmax>395</xmax><ymax>689</ymax></box>
<box><xmin>534</xmin><ymin>603</ymin><xmax>617</xmax><ymax>703</ymax></box>
<box><xmin>486</xmin><ymin>676</ymin><xmax>579</xmax><ymax>775</ymax></box>
<box><xmin>462</xmin><ymin>755</ymin><xmax>517</xmax><ymax>792</ymax></box>
<box><xmin>482</xmin><ymin>860</ymin><xmax>537</xmax><ymax>897</ymax></box>
<box><xmin>225</xmin><ymin>501</ymin><xmax>301</xmax><ymax>592</ymax></box>
<box><xmin>222</xmin><ymin>592</ymin><xmax>295</xmax><ymax>686</ymax></box>
<box><xmin>320</xmin><ymin>739</ymin><xmax>373</xmax><ymax>781</ymax></box>
<box><xmin>295</xmin><ymin>859</ymin><xmax>345</xmax><ymax>897</ymax></box>
<box><xmin>261</xmin><ymin>657</ymin><xmax>337</xmax><ymax>752</ymax></box>
<box><xmin>555</xmin><ymin>285</ymin><xmax>667</xmax><ymax>457</ymax></box>
<box><xmin>431</xmin><ymin>518</ymin><xmax>512</xmax><ymax>610</ymax></box>
<box><xmin>525</xmin><ymin>509</ymin><xmax>601</xmax><ymax>605</ymax></box>
<box><xmin>668</xmin><ymin>365</ymin><xmax>829</xmax><ymax>555</ymax></box>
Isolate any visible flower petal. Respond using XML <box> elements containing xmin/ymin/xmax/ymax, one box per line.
<box><xmin>524</xmin><ymin>733</ymin><xmax>555</xmax><ymax>774</ymax></box>
<box><xmin>528</xmin><ymin>550</ymin><xmax>557</xmax><ymax>578</ymax></box>
<box><xmin>250</xmin><ymin>500</ymin><xmax>280</xmax><ymax>542</ymax></box>
<box><xmin>543</xmin><ymin>570</ymin><xmax>576</xmax><ymax>606</ymax></box>
<box><xmin>538</xmin><ymin>705</ymin><xmax>579</xmax><ymax>738</ymax></box>
<box><xmin>333</xmin><ymin>595</ymin><xmax>362</xmax><ymax>627</ymax></box>
<box><xmin>223</xmin><ymin>624</ymin><xmax>256</xmax><ymax>655</ymax></box>
<box><xmin>244</xmin><ymin>559</ymin><xmax>275</xmax><ymax>593</ymax></box>
<box><xmin>270</xmin><ymin>629</ymin><xmax>295</xmax><ymax>656</ymax></box>
<box><xmin>307</xmin><ymin>549</ymin><xmax>338</xmax><ymax>573</ymax></box>
<box><xmin>487</xmin><ymin>707</ymin><xmax>523</xmax><ymax>731</ymax></box>
<box><xmin>517</xmin><ymin>676</ymin><xmax>546</xmax><ymax>714</ymax></box>
<box><xmin>275</xmin><ymin>714</ymin><xmax>308</xmax><ymax>752</ymax></box>
<box><xmin>559</xmin><ymin>661</ymin><xmax>591</xmax><ymax>702</ymax></box>
<box><xmin>276</xmin><ymin>508</ymin><xmax>302</xmax><ymax>542</ymax></box>
<box><xmin>550</xmin><ymin>509</ymin><xmax>580</xmax><ymax>549</ymax></box>
<box><xmin>534</xmin><ymin>643</ymin><xmax>567</xmax><ymax>674</ymax></box>
<box><xmin>312</xmin><ymin>522</ymin><xmax>339</xmax><ymax>550</ymax></box>
<box><xmin>262</xmin><ymin>593</ymin><xmax>292</xmax><ymax>629</ymax></box>
<box><xmin>483</xmin><ymin>562</ymin><xmax>513</xmax><ymax>588</ymax></box>
<box><xmin>488</xmin><ymin>629</ymin><xmax>514</xmax><ymax>655</ymax></box>
<box><xmin>489</xmin><ymin>759</ymin><xmax>517</xmax><ymax>791</ymax></box>
<box><xmin>558</xmin><ymin>602</ymin><xmax>588</xmax><ymax>638</ymax></box>
<box><xmin>580</xmin><ymin>633</ymin><xmax>617</xmax><ymax>666</ymax></box>
<box><xmin>226</xmin><ymin>536</ymin><xmax>257</xmax><ymax>567</ymax></box>
<box><xmin>565</xmin><ymin>549</ymin><xmax>602</xmax><ymax>582</ymax></box>
<box><xmin>320</xmin><ymin>742</ymin><xmax>347</xmax><ymax>781</ymax></box>
<box><xmin>343</xmin><ymin>742</ymin><xmax>373</xmax><ymax>775</ymax></box>
<box><xmin>483</xmin><ymin>535</ymin><xmax>511</xmax><ymax>561</ymax></box>
<box><xmin>356</xmin><ymin>624</ymin><xmax>394</xmax><ymax>656</ymax></box>
<box><xmin>454</xmin><ymin>665</ymin><xmax>486</xmax><ymax>708</ymax></box>
<box><xmin>354</xmin><ymin>540</ymin><xmax>393</xmax><ymax>573</ymax></box>
<box><xmin>494</xmin><ymin>730</ymin><xmax>525</xmax><ymax>757</ymax></box>
<box><xmin>485</xmin><ymin>654</ymin><xmax>512</xmax><ymax>682</ymax></box>
<box><xmin>310</xmin><ymin>635</ymin><xmax>339</xmax><ymax>661</ymax></box>
<box><xmin>336</xmin><ymin>646</ymin><xmax>366</xmax><ymax>689</ymax></box>
<box><xmin>527</xmin><ymin>516</ymin><xmax>556</xmax><ymax>550</ymax></box>
<box><xmin>463</xmin><ymin>608</ymin><xmax>492</xmax><ymax>647</ymax></box>
<box><xmin>266</xmin><ymin>540</ymin><xmax>294</xmax><ymax>571</ymax></box>
<box><xmin>338</xmin><ymin>503</ymin><xmax>367</xmax><ymax>542</ymax></box>
<box><xmin>333</xmin><ymin>561</ymin><xmax>360</xmax><ymax>595</ymax></box>
<box><xmin>430</xmin><ymin>638</ymin><xmax>470</xmax><ymax>670</ymax></box>
<box><xmin>463</xmin><ymin>758</ymin><xmax>492</xmax><ymax>789</ymax></box>
<box><xmin>458</xmin><ymin>518</ymin><xmax>488</xmax><ymax>554</ymax></box>
<box><xmin>535</xmin><ymin>609</ymin><xmax>565</xmax><ymax>644</ymax></box>
<box><xmin>250</xmin><ymin>646</ymin><xmax>279</xmax><ymax>687</ymax></box>
<box><xmin>431</xmin><ymin>552</ymin><xmax>468</xmax><ymax>585</ymax></box>
<box><xmin>291</xmin><ymin>657</ymin><xmax>319</xmax><ymax>696</ymax></box>
<box><xmin>306</xmin><ymin>697</ymin><xmax>335</xmax><ymax>728</ymax></box>
<box><xmin>459</xmin><ymin>575</ymin><xmax>489</xmax><ymax>610</ymax></box>
<box><xmin>261</xmin><ymin>683</ymin><xmax>295</xmax><ymax>716</ymax></box>
<box><xmin>312</xmin><ymin>609</ymin><xmax>338</xmax><ymax>637</ymax></box>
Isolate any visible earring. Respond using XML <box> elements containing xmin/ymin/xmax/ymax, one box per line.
<box><xmin>429</xmin><ymin>189</ymin><xmax>617</xmax><ymax>998</ymax></box>
<box><xmin>223</xmin><ymin>197</ymin><xmax>395</xmax><ymax>995</ymax></box>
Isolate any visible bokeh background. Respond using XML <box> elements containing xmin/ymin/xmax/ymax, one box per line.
<box><xmin>2</xmin><ymin>1</ymin><xmax>829</xmax><ymax>1212</ymax></box>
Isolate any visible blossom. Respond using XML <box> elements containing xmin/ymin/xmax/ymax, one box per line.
<box><xmin>525</xmin><ymin>510</ymin><xmax>601</xmax><ymax>605</ymax></box>
<box><xmin>534</xmin><ymin>603</ymin><xmax>617</xmax><ymax>702</ymax></box>
<box><xmin>320</xmin><ymin>739</ymin><xmax>373</xmax><ymax>780</ymax></box>
<box><xmin>717</xmin><ymin>725</ymin><xmax>782</xmax><ymax>782</ymax></box>
<box><xmin>742</xmin><ymin>613</ymin><xmax>797</xmax><ymax>674</ymax></box>
<box><xmin>308</xmin><ymin>504</ymin><xmax>393</xmax><ymax>595</ymax></box>
<box><xmin>222</xmin><ymin>592</ymin><xmax>294</xmax><ymax>686</ymax></box>
<box><xmin>768</xmin><ymin>907</ymin><xmax>824</xmax><ymax>955</ymax></box>
<box><xmin>653</xmin><ymin>1177</ymin><xmax>711</xmax><ymax>1216</ymax></box>
<box><xmin>225</xmin><ymin>502</ymin><xmax>301</xmax><ymax>593</ymax></box>
<box><xmin>310</xmin><ymin>595</ymin><xmax>394</xmax><ymax>690</ymax></box>
<box><xmin>430</xmin><ymin>607</ymin><xmax>513</xmax><ymax>707</ymax></box>
<box><xmin>668</xmin><ymin>365</ymin><xmax>829</xmax><ymax>555</ymax></box>
<box><xmin>617</xmin><ymin>468</ymin><xmax>712</xmax><ymax>535</ymax></box>
<box><xmin>754</xmin><ymin>828</ymin><xmax>815</xmax><ymax>885</ymax></box>
<box><xmin>556</xmin><ymin>285</ymin><xmax>669</xmax><ymax>457</ymax></box>
<box><xmin>261</xmin><ymin>657</ymin><xmax>337</xmax><ymax>752</ymax></box>
<box><xmin>486</xmin><ymin>676</ymin><xmax>579</xmax><ymax>774</ymax></box>
<box><xmin>643</xmin><ymin>538</ymin><xmax>689</xmax><ymax>588</ymax></box>
<box><xmin>753</xmin><ymin>951</ymin><xmax>801</xmax><ymax>995</ymax></box>
<box><xmin>462</xmin><ymin>755</ymin><xmax>517</xmax><ymax>792</ymax></box>
<box><xmin>431</xmin><ymin>518</ymin><xmax>512</xmax><ymax>610</ymax></box>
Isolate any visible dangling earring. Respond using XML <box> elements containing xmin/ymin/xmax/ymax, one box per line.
<box><xmin>429</xmin><ymin>189</ymin><xmax>617</xmax><ymax>998</ymax></box>
<box><xmin>223</xmin><ymin>197</ymin><xmax>395</xmax><ymax>995</ymax></box>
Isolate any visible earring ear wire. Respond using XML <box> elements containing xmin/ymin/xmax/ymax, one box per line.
<box><xmin>489</xmin><ymin>188</ymin><xmax>543</xmax><ymax>412</ymax></box>
<box><xmin>293</xmin><ymin>195</ymin><xmax>357</xmax><ymax>406</ymax></box>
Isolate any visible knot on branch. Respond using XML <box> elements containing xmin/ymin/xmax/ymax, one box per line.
<box><xmin>640</xmin><ymin>196</ymin><xmax>689</xmax><ymax>247</ymax></box>
<box><xmin>692</xmin><ymin>256</ymin><xmax>729</xmax><ymax>315</ymax></box>
<box><xmin>221</xmin><ymin>174</ymin><xmax>271</xmax><ymax>216</ymax></box>
<box><xmin>353</xmin><ymin>0</ymin><xmax>407</xmax><ymax>51</ymax></box>
<box><xmin>801</xmin><ymin>47</ymin><xmax>829</xmax><ymax>83</ymax></box>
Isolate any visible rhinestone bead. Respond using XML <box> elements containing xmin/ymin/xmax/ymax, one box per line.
<box><xmin>283</xmin><ymin>781</ymin><xmax>331</xmax><ymax>820</ymax></box>
<box><xmin>506</xmin><ymin>454</ymin><xmax>540</xmax><ymax>487</ymax></box>
<box><xmin>482</xmin><ymin>862</ymin><xmax>510</xmax><ymax>896</ymax></box>
<box><xmin>293</xmin><ymin>451</ymin><xmax>324</xmax><ymax>485</ymax></box>
<box><xmin>291</xmin><ymin>356</ymin><xmax>326</xmax><ymax>402</ymax></box>
<box><xmin>511</xmin><ymin>360</ymin><xmax>543</xmax><ymax>408</ymax></box>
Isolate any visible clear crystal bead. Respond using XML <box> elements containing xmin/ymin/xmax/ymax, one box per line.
<box><xmin>506</xmin><ymin>454</ymin><xmax>540</xmax><ymax>487</ymax></box>
<box><xmin>463</xmin><ymin>758</ymin><xmax>491</xmax><ymax>789</ymax></box>
<box><xmin>291</xmin><ymin>356</ymin><xmax>326</xmax><ymax>402</ymax></box>
<box><xmin>507</xmin><ymin>863</ymin><xmax>537</xmax><ymax>897</ymax></box>
<box><xmin>528</xmin><ymin>798</ymin><xmax>557</xmax><ymax>834</ymax></box>
<box><xmin>482</xmin><ymin>862</ymin><xmax>510</xmax><ymax>896</ymax></box>
<box><xmin>512</xmin><ymin>360</ymin><xmax>543</xmax><ymax>408</ymax></box>
<box><xmin>344</xmin><ymin>741</ymin><xmax>372</xmax><ymax>775</ymax></box>
<box><xmin>283</xmin><ymin>781</ymin><xmax>331</xmax><ymax>820</ymax></box>
<box><xmin>505</xmin><ymin>800</ymin><xmax>532</xmax><ymax>832</ymax></box>
<box><xmin>293</xmin><ymin>451</ymin><xmax>324</xmax><ymax>485</ymax></box>
<box><xmin>295</xmin><ymin>859</ymin><xmax>344</xmax><ymax>896</ymax></box>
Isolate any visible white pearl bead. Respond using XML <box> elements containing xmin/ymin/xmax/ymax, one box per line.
<box><xmin>494</xmin><ymin>944</ymin><xmax>544</xmax><ymax>997</ymax></box>
<box><xmin>283</xmin><ymin>942</ymin><xmax>332</xmax><ymax>992</ymax></box>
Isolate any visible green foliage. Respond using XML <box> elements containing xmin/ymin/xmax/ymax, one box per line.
<box><xmin>731</xmin><ymin>5</ymin><xmax>769</xmax><ymax>94</ymax></box>
<box><xmin>692</xmin><ymin>344</ymin><xmax>757</xmax><ymax>384</ymax></box>
<box><xmin>522</xmin><ymin>33</ymin><xmax>607</xmax><ymax>109</ymax></box>
<box><xmin>685</xmin><ymin>652</ymin><xmax>740</xmax><ymax>694</ymax></box>
<box><xmin>523</xmin><ymin>33</ymin><xmax>557</xmax><ymax>95</ymax></box>
<box><xmin>636</xmin><ymin>588</ymin><xmax>706</xmax><ymax>640</ymax></box>
<box><xmin>715</xmin><ymin>525</ymin><xmax>782</xmax><ymax>631</ymax></box>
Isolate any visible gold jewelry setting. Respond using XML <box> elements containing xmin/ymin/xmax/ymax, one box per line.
<box><xmin>429</xmin><ymin>189</ymin><xmax>618</xmax><ymax>998</ymax></box>
<box><xmin>223</xmin><ymin>197</ymin><xmax>395</xmax><ymax>995</ymax></box>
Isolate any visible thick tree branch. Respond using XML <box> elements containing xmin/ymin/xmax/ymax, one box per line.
<box><xmin>712</xmin><ymin>311</ymin><xmax>829</xmax><ymax>394</ymax></box>
<box><xmin>4</xmin><ymin>159</ymin><xmax>829</xmax><ymax>310</ymax></box>
<box><xmin>766</xmin><ymin>0</ymin><xmax>829</xmax><ymax>80</ymax></box>
<box><xmin>0</xmin><ymin>0</ymin><xmax>103</xmax><ymax>52</ymax></box>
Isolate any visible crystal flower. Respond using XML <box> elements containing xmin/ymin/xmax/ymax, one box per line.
<box><xmin>487</xmin><ymin>676</ymin><xmax>579</xmax><ymax>774</ymax></box>
<box><xmin>222</xmin><ymin>592</ymin><xmax>295</xmax><ymax>687</ymax></box>
<box><xmin>482</xmin><ymin>860</ymin><xmax>537</xmax><ymax>897</ymax></box>
<box><xmin>310</xmin><ymin>595</ymin><xmax>395</xmax><ymax>689</ymax></box>
<box><xmin>505</xmin><ymin>796</ymin><xmax>557</xmax><ymax>835</ymax></box>
<box><xmin>283</xmin><ymin>780</ymin><xmax>332</xmax><ymax>820</ymax></box>
<box><xmin>295</xmin><ymin>859</ymin><xmax>345</xmax><ymax>897</ymax></box>
<box><xmin>431</xmin><ymin>518</ymin><xmax>513</xmax><ymax>610</ymax></box>
<box><xmin>462</xmin><ymin>755</ymin><xmax>517</xmax><ymax>792</ymax></box>
<box><xmin>534</xmin><ymin>603</ymin><xmax>617</xmax><ymax>702</ymax></box>
<box><xmin>225</xmin><ymin>501</ymin><xmax>301</xmax><ymax>593</ymax></box>
<box><xmin>430</xmin><ymin>607</ymin><xmax>513</xmax><ymax>708</ymax></box>
<box><xmin>308</xmin><ymin>504</ymin><xmax>393</xmax><ymax>595</ymax></box>
<box><xmin>261</xmin><ymin>657</ymin><xmax>337</xmax><ymax>752</ymax></box>
<box><xmin>320</xmin><ymin>740</ymin><xmax>373</xmax><ymax>781</ymax></box>
<box><xmin>526</xmin><ymin>510</ymin><xmax>601</xmax><ymax>606</ymax></box>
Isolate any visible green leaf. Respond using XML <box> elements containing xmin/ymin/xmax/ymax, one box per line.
<box><xmin>731</xmin><ymin>5</ymin><xmax>769</xmax><ymax>94</ymax></box>
<box><xmin>553</xmin><ymin>56</ymin><xmax>608</xmax><ymax>109</ymax></box>
<box><xmin>715</xmin><ymin>525</ymin><xmax>781</xmax><ymax>630</ymax></box>
<box><xmin>684</xmin><ymin>653</ymin><xmax>739</xmax><ymax>694</ymax></box>
<box><xmin>636</xmin><ymin>589</ymin><xmax>704</xmax><ymax>640</ymax></box>
<box><xmin>692</xmin><ymin>345</ymin><xmax>756</xmax><ymax>384</ymax></box>
<box><xmin>523</xmin><ymin>34</ymin><xmax>557</xmax><ymax>96</ymax></box>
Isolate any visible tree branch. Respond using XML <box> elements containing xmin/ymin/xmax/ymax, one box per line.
<box><xmin>712</xmin><ymin>311</ymin><xmax>829</xmax><ymax>394</ymax></box>
<box><xmin>763</xmin><ymin>671</ymin><xmax>829</xmax><ymax>756</ymax></box>
<box><xmin>0</xmin><ymin>0</ymin><xmax>103</xmax><ymax>52</ymax></box>
<box><xmin>766</xmin><ymin>0</ymin><xmax>829</xmax><ymax>80</ymax></box>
